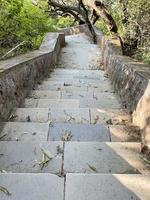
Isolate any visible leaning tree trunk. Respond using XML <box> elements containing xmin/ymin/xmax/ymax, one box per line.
<box><xmin>84</xmin><ymin>0</ymin><xmax>118</xmax><ymax>34</ymax></box>
<box><xmin>48</xmin><ymin>0</ymin><xmax>97</xmax><ymax>43</ymax></box>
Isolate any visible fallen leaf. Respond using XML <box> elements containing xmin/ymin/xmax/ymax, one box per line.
<box><xmin>57</xmin><ymin>145</ymin><xmax>63</xmax><ymax>154</ymax></box>
<box><xmin>8</xmin><ymin>114</ymin><xmax>17</xmax><ymax>121</ymax></box>
<box><xmin>93</xmin><ymin>115</ymin><xmax>99</xmax><ymax>124</ymax></box>
<box><xmin>88</xmin><ymin>164</ymin><xmax>98</xmax><ymax>173</ymax></box>
<box><xmin>64</xmin><ymin>110</ymin><xmax>75</xmax><ymax>122</ymax></box>
<box><xmin>38</xmin><ymin>148</ymin><xmax>53</xmax><ymax>170</ymax></box>
<box><xmin>0</xmin><ymin>134</ymin><xmax>7</xmax><ymax>140</ymax></box>
<box><xmin>106</xmin><ymin>119</ymin><xmax>113</xmax><ymax>125</ymax></box>
<box><xmin>104</xmin><ymin>73</ymin><xmax>109</xmax><ymax>78</ymax></box>
<box><xmin>62</xmin><ymin>131</ymin><xmax>72</xmax><ymax>141</ymax></box>
<box><xmin>143</xmin><ymin>158</ymin><xmax>150</xmax><ymax>165</ymax></box>
<box><xmin>26</xmin><ymin>115</ymin><xmax>31</xmax><ymax>122</ymax></box>
<box><xmin>0</xmin><ymin>186</ymin><xmax>11</xmax><ymax>196</ymax></box>
<box><xmin>64</xmin><ymin>83</ymin><xmax>72</xmax><ymax>86</ymax></box>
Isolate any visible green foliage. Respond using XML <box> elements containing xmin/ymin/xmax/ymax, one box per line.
<box><xmin>17</xmin><ymin>0</ymin><xmax>56</xmax><ymax>49</ymax></box>
<box><xmin>56</xmin><ymin>16</ymin><xmax>74</xmax><ymax>28</ymax></box>
<box><xmin>96</xmin><ymin>20</ymin><xmax>110</xmax><ymax>36</ymax></box>
<box><xmin>0</xmin><ymin>0</ymin><xmax>56</xmax><ymax>58</ymax></box>
<box><xmin>97</xmin><ymin>0</ymin><xmax>150</xmax><ymax>64</ymax></box>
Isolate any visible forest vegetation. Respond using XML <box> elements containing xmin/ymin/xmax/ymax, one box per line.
<box><xmin>0</xmin><ymin>0</ymin><xmax>149</xmax><ymax>64</ymax></box>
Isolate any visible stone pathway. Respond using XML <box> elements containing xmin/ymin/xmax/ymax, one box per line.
<box><xmin>0</xmin><ymin>33</ymin><xmax>150</xmax><ymax>199</ymax></box>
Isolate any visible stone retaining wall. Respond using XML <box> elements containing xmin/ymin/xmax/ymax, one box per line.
<box><xmin>0</xmin><ymin>33</ymin><xmax>65</xmax><ymax>121</ymax></box>
<box><xmin>95</xmin><ymin>29</ymin><xmax>150</xmax><ymax>152</ymax></box>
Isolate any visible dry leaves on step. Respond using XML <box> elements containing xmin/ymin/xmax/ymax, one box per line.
<box><xmin>38</xmin><ymin>148</ymin><xmax>53</xmax><ymax>170</ymax></box>
<box><xmin>104</xmin><ymin>73</ymin><xmax>109</xmax><ymax>78</ymax></box>
<box><xmin>64</xmin><ymin>83</ymin><xmax>72</xmax><ymax>86</ymax></box>
<box><xmin>0</xmin><ymin>186</ymin><xmax>11</xmax><ymax>196</ymax></box>
<box><xmin>93</xmin><ymin>115</ymin><xmax>99</xmax><ymax>124</ymax></box>
<box><xmin>79</xmin><ymin>94</ymin><xmax>84</xmax><ymax>98</ymax></box>
<box><xmin>62</xmin><ymin>131</ymin><xmax>72</xmax><ymax>141</ymax></box>
<box><xmin>88</xmin><ymin>164</ymin><xmax>98</xmax><ymax>173</ymax></box>
<box><xmin>26</xmin><ymin>115</ymin><xmax>31</xmax><ymax>122</ymax></box>
<box><xmin>143</xmin><ymin>158</ymin><xmax>150</xmax><ymax>167</ymax></box>
<box><xmin>0</xmin><ymin>134</ymin><xmax>7</xmax><ymax>140</ymax></box>
<box><xmin>8</xmin><ymin>114</ymin><xmax>18</xmax><ymax>121</ymax></box>
<box><xmin>106</xmin><ymin>119</ymin><xmax>113</xmax><ymax>125</ymax></box>
<box><xmin>57</xmin><ymin>145</ymin><xmax>63</xmax><ymax>154</ymax></box>
<box><xmin>64</xmin><ymin>110</ymin><xmax>75</xmax><ymax>122</ymax></box>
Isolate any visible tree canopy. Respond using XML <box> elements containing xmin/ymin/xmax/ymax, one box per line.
<box><xmin>0</xmin><ymin>0</ymin><xmax>149</xmax><ymax>64</ymax></box>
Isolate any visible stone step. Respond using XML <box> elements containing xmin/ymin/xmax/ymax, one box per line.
<box><xmin>49</xmin><ymin>74</ymin><xmax>101</xmax><ymax>80</ymax></box>
<box><xmin>23</xmin><ymin>99</ymin><xmax>80</xmax><ymax>108</ymax></box>
<box><xmin>29</xmin><ymin>90</ymin><xmax>61</xmax><ymax>99</ymax></box>
<box><xmin>57</xmin><ymin>45</ymin><xmax>101</xmax><ymax>69</ymax></box>
<box><xmin>61</xmin><ymin>90</ymin><xmax>118</xmax><ymax>100</ymax></box>
<box><xmin>64</xmin><ymin>43</ymin><xmax>100</xmax><ymax>48</ymax></box>
<box><xmin>0</xmin><ymin>141</ymin><xmax>63</xmax><ymax>173</ymax></box>
<box><xmin>39</xmin><ymin>80</ymin><xmax>111</xmax><ymax>89</ymax></box>
<box><xmin>46</xmin><ymin>77</ymin><xmax>106</xmax><ymax>83</ymax></box>
<box><xmin>23</xmin><ymin>98</ymin><xmax>121</xmax><ymax>110</ymax></box>
<box><xmin>65</xmin><ymin>174</ymin><xmax>150</xmax><ymax>200</ymax></box>
<box><xmin>11</xmin><ymin>108</ymin><xmax>90</xmax><ymax>123</ymax></box>
<box><xmin>0</xmin><ymin>173</ymin><xmax>64</xmax><ymax>200</ymax></box>
<box><xmin>90</xmin><ymin>108</ymin><xmax>129</xmax><ymax>125</ymax></box>
<box><xmin>0</xmin><ymin>122</ymin><xmax>49</xmax><ymax>141</ymax></box>
<box><xmin>50</xmin><ymin>69</ymin><xmax>102</xmax><ymax>80</ymax></box>
<box><xmin>64</xmin><ymin>142</ymin><xmax>149</xmax><ymax>174</ymax></box>
<box><xmin>66</xmin><ymin>34</ymin><xmax>92</xmax><ymax>44</ymax></box>
<box><xmin>29</xmin><ymin>90</ymin><xmax>94</xmax><ymax>99</ymax></box>
<box><xmin>61</xmin><ymin>91</ymin><xmax>94</xmax><ymax>99</ymax></box>
<box><xmin>79</xmin><ymin>99</ymin><xmax>121</xmax><ymax>109</ymax></box>
<box><xmin>51</xmin><ymin>69</ymin><xmax>100</xmax><ymax>76</ymax></box>
<box><xmin>37</xmin><ymin>82</ymin><xmax>88</xmax><ymax>92</ymax></box>
<box><xmin>37</xmin><ymin>81</ymin><xmax>112</xmax><ymax>93</ymax></box>
<box><xmin>48</xmin><ymin>123</ymin><xmax>110</xmax><ymax>142</ymax></box>
<box><xmin>109</xmin><ymin>125</ymin><xmax>141</xmax><ymax>142</ymax></box>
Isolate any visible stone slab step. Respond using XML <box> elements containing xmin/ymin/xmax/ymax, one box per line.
<box><xmin>11</xmin><ymin>108</ymin><xmax>90</xmax><ymax>123</ymax></box>
<box><xmin>48</xmin><ymin>123</ymin><xmax>110</xmax><ymax>142</ymax></box>
<box><xmin>57</xmin><ymin>48</ymin><xmax>101</xmax><ymax>69</ymax></box>
<box><xmin>51</xmin><ymin>69</ymin><xmax>100</xmax><ymax>76</ymax></box>
<box><xmin>0</xmin><ymin>142</ymin><xmax>63</xmax><ymax>174</ymax></box>
<box><xmin>29</xmin><ymin>90</ymin><xmax>61</xmax><ymax>99</ymax></box>
<box><xmin>37</xmin><ymin>82</ymin><xmax>88</xmax><ymax>92</ymax></box>
<box><xmin>50</xmin><ymin>69</ymin><xmax>102</xmax><ymax>80</ymax></box>
<box><xmin>61</xmin><ymin>91</ymin><xmax>94</xmax><ymax>99</ymax></box>
<box><xmin>23</xmin><ymin>98</ymin><xmax>121</xmax><ymax>110</ymax></box>
<box><xmin>46</xmin><ymin>77</ymin><xmax>106</xmax><ymax>84</ymax></box>
<box><xmin>0</xmin><ymin>122</ymin><xmax>49</xmax><ymax>141</ymax></box>
<box><xmin>79</xmin><ymin>98</ymin><xmax>121</xmax><ymax>109</ymax></box>
<box><xmin>37</xmin><ymin>80</ymin><xmax>111</xmax><ymax>91</ymax></box>
<box><xmin>29</xmin><ymin>90</ymin><xmax>94</xmax><ymax>100</ymax></box>
<box><xmin>49</xmin><ymin>74</ymin><xmax>101</xmax><ymax>80</ymax></box>
<box><xmin>65</xmin><ymin>174</ymin><xmax>150</xmax><ymax>200</ymax></box>
<box><xmin>66</xmin><ymin>34</ymin><xmax>92</xmax><ymax>44</ymax></box>
<box><xmin>87</xmin><ymin>84</ymin><xmax>113</xmax><ymax>93</ymax></box>
<box><xmin>23</xmin><ymin>99</ymin><xmax>80</xmax><ymax>108</ymax></box>
<box><xmin>90</xmin><ymin>108</ymin><xmax>128</xmax><ymax>125</ymax></box>
<box><xmin>61</xmin><ymin>90</ymin><xmax>119</xmax><ymax>101</ymax></box>
<box><xmin>0</xmin><ymin>173</ymin><xmax>64</xmax><ymax>200</ymax></box>
<box><xmin>64</xmin><ymin>142</ymin><xmax>149</xmax><ymax>174</ymax></box>
<box><xmin>109</xmin><ymin>125</ymin><xmax>141</xmax><ymax>142</ymax></box>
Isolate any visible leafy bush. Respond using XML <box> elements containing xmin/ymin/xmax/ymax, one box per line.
<box><xmin>0</xmin><ymin>0</ymin><xmax>56</xmax><ymax>59</ymax></box>
<box><xmin>96</xmin><ymin>20</ymin><xmax>110</xmax><ymax>36</ymax></box>
<box><xmin>56</xmin><ymin>16</ymin><xmax>74</xmax><ymax>28</ymax></box>
<box><xmin>96</xmin><ymin>0</ymin><xmax>150</xmax><ymax>64</ymax></box>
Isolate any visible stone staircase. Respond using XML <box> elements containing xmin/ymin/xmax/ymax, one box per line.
<box><xmin>0</xmin><ymin>34</ymin><xmax>150</xmax><ymax>199</ymax></box>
